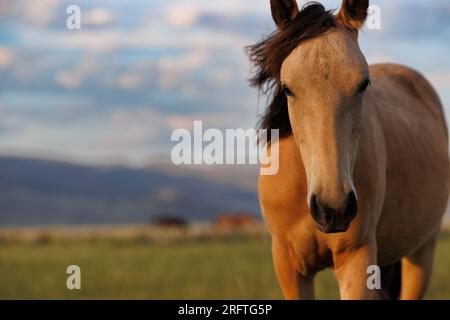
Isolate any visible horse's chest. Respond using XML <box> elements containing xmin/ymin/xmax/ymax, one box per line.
<box><xmin>289</xmin><ymin>233</ymin><xmax>332</xmax><ymax>276</ymax></box>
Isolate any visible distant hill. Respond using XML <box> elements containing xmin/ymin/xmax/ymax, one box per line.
<box><xmin>0</xmin><ymin>157</ymin><xmax>260</xmax><ymax>226</ymax></box>
<box><xmin>0</xmin><ymin>156</ymin><xmax>447</xmax><ymax>227</ymax></box>
<box><xmin>147</xmin><ymin>163</ymin><xmax>260</xmax><ymax>192</ymax></box>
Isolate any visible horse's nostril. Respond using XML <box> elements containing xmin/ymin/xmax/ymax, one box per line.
<box><xmin>310</xmin><ymin>194</ymin><xmax>327</xmax><ymax>223</ymax></box>
<box><xmin>309</xmin><ymin>194</ymin><xmax>321</xmax><ymax>222</ymax></box>
<box><xmin>310</xmin><ymin>191</ymin><xmax>358</xmax><ymax>227</ymax></box>
<box><xmin>344</xmin><ymin>191</ymin><xmax>358</xmax><ymax>219</ymax></box>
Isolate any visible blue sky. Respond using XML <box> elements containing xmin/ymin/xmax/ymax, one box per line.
<box><xmin>0</xmin><ymin>0</ymin><xmax>449</xmax><ymax>166</ymax></box>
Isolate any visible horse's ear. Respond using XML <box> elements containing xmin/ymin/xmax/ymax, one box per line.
<box><xmin>270</xmin><ymin>0</ymin><xmax>299</xmax><ymax>28</ymax></box>
<box><xmin>338</xmin><ymin>0</ymin><xmax>369</xmax><ymax>30</ymax></box>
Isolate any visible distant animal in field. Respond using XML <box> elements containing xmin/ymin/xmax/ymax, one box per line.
<box><xmin>247</xmin><ymin>0</ymin><xmax>449</xmax><ymax>300</ymax></box>
<box><xmin>215</xmin><ymin>213</ymin><xmax>260</xmax><ymax>230</ymax></box>
<box><xmin>152</xmin><ymin>215</ymin><xmax>188</xmax><ymax>228</ymax></box>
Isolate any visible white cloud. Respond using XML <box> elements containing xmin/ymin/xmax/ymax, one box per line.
<box><xmin>207</xmin><ymin>68</ymin><xmax>234</xmax><ymax>87</ymax></box>
<box><xmin>109</xmin><ymin>107</ymin><xmax>166</xmax><ymax>146</ymax></box>
<box><xmin>165</xmin><ymin>0</ymin><xmax>268</xmax><ymax>17</ymax></box>
<box><xmin>3</xmin><ymin>0</ymin><xmax>449</xmax><ymax>167</ymax></box>
<box><xmin>166</xmin><ymin>5</ymin><xmax>200</xmax><ymax>29</ymax></box>
<box><xmin>0</xmin><ymin>47</ymin><xmax>14</xmax><ymax>69</ymax></box>
<box><xmin>165</xmin><ymin>113</ymin><xmax>239</xmax><ymax>131</ymax></box>
<box><xmin>55</xmin><ymin>58</ymin><xmax>98</xmax><ymax>89</ymax></box>
<box><xmin>38</xmin><ymin>25</ymin><xmax>246</xmax><ymax>54</ymax></box>
<box><xmin>55</xmin><ymin>70</ymin><xmax>82</xmax><ymax>89</ymax></box>
<box><xmin>158</xmin><ymin>50</ymin><xmax>208</xmax><ymax>89</ymax></box>
<box><xmin>21</xmin><ymin>0</ymin><xmax>60</xmax><ymax>26</ymax></box>
<box><xmin>83</xmin><ymin>7</ymin><xmax>116</xmax><ymax>26</ymax></box>
<box><xmin>117</xmin><ymin>73</ymin><xmax>144</xmax><ymax>90</ymax></box>
<box><xmin>116</xmin><ymin>61</ymin><xmax>153</xmax><ymax>90</ymax></box>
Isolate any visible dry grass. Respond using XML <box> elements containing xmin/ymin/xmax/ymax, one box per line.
<box><xmin>0</xmin><ymin>223</ymin><xmax>269</xmax><ymax>245</ymax></box>
<box><xmin>0</xmin><ymin>223</ymin><xmax>450</xmax><ymax>299</ymax></box>
<box><xmin>2</xmin><ymin>219</ymin><xmax>449</xmax><ymax>245</ymax></box>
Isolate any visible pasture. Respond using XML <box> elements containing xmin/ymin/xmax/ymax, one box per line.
<box><xmin>0</xmin><ymin>227</ymin><xmax>449</xmax><ymax>299</ymax></box>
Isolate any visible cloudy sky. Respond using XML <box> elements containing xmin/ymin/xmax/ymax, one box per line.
<box><xmin>0</xmin><ymin>0</ymin><xmax>449</xmax><ymax>166</ymax></box>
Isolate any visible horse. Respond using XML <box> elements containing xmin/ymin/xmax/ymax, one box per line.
<box><xmin>247</xmin><ymin>0</ymin><xmax>449</xmax><ymax>300</ymax></box>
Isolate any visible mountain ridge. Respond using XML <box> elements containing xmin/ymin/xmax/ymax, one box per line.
<box><xmin>0</xmin><ymin>156</ymin><xmax>260</xmax><ymax>226</ymax></box>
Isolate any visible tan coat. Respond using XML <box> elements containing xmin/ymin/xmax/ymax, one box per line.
<box><xmin>256</xmin><ymin>0</ymin><xmax>449</xmax><ymax>300</ymax></box>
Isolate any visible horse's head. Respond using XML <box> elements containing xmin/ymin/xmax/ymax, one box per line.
<box><xmin>248</xmin><ymin>1</ymin><xmax>370</xmax><ymax>233</ymax></box>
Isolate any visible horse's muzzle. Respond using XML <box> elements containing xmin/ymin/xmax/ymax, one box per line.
<box><xmin>309</xmin><ymin>191</ymin><xmax>358</xmax><ymax>234</ymax></box>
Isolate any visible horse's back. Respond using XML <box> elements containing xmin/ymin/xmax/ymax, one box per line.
<box><xmin>368</xmin><ymin>63</ymin><xmax>449</xmax><ymax>264</ymax></box>
<box><xmin>370</xmin><ymin>63</ymin><xmax>447</xmax><ymax>139</ymax></box>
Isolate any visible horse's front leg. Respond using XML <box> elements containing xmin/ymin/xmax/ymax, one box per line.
<box><xmin>272</xmin><ymin>237</ymin><xmax>315</xmax><ymax>300</ymax></box>
<box><xmin>400</xmin><ymin>232</ymin><xmax>438</xmax><ymax>300</ymax></box>
<box><xmin>333</xmin><ymin>241</ymin><xmax>377</xmax><ymax>300</ymax></box>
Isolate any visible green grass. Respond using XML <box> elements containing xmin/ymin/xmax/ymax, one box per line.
<box><xmin>0</xmin><ymin>233</ymin><xmax>449</xmax><ymax>299</ymax></box>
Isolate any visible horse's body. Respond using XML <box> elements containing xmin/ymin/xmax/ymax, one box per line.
<box><xmin>250</xmin><ymin>1</ymin><xmax>449</xmax><ymax>300</ymax></box>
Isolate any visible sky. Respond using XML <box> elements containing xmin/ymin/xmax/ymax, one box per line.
<box><xmin>0</xmin><ymin>0</ymin><xmax>449</xmax><ymax>166</ymax></box>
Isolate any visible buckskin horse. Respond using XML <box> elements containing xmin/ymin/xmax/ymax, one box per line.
<box><xmin>247</xmin><ymin>0</ymin><xmax>449</xmax><ymax>299</ymax></box>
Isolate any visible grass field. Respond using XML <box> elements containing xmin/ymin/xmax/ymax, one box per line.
<box><xmin>0</xmin><ymin>231</ymin><xmax>449</xmax><ymax>299</ymax></box>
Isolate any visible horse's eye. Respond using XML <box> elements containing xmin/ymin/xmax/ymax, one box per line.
<box><xmin>281</xmin><ymin>84</ymin><xmax>294</xmax><ymax>97</ymax></box>
<box><xmin>357</xmin><ymin>78</ymin><xmax>371</xmax><ymax>93</ymax></box>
